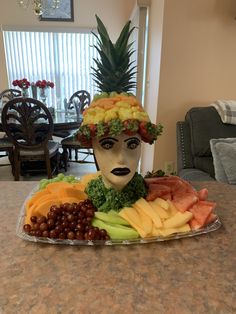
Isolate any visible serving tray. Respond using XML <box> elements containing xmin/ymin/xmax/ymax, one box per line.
<box><xmin>16</xmin><ymin>186</ymin><xmax>222</xmax><ymax>246</ymax></box>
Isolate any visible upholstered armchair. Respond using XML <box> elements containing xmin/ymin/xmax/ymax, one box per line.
<box><xmin>176</xmin><ymin>106</ymin><xmax>236</xmax><ymax>181</ymax></box>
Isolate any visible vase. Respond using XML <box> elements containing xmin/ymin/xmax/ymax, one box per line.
<box><xmin>21</xmin><ymin>88</ymin><xmax>29</xmax><ymax>98</ymax></box>
<box><xmin>31</xmin><ymin>85</ymin><xmax>38</xmax><ymax>99</ymax></box>
<box><xmin>39</xmin><ymin>88</ymin><xmax>48</xmax><ymax>105</ymax></box>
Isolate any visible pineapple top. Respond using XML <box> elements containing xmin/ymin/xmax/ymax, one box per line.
<box><xmin>76</xmin><ymin>16</ymin><xmax>163</xmax><ymax>147</ymax></box>
<box><xmin>91</xmin><ymin>15</ymin><xmax>136</xmax><ymax>93</ymax></box>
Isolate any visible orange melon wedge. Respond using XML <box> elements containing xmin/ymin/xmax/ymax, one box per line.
<box><xmin>30</xmin><ymin>194</ymin><xmax>58</xmax><ymax>210</ymax></box>
<box><xmin>72</xmin><ymin>182</ymin><xmax>86</xmax><ymax>191</ymax></box>
<box><xmin>46</xmin><ymin>181</ymin><xmax>72</xmax><ymax>195</ymax></box>
<box><xmin>25</xmin><ymin>203</ymin><xmax>38</xmax><ymax>225</ymax></box>
<box><xmin>26</xmin><ymin>189</ymin><xmax>51</xmax><ymax>209</ymax></box>
<box><xmin>58</xmin><ymin>187</ymin><xmax>87</xmax><ymax>200</ymax></box>
<box><xmin>60</xmin><ymin>197</ymin><xmax>82</xmax><ymax>204</ymax></box>
<box><xmin>34</xmin><ymin>199</ymin><xmax>61</xmax><ymax>217</ymax></box>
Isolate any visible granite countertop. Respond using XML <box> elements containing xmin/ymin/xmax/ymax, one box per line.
<box><xmin>0</xmin><ymin>181</ymin><xmax>235</xmax><ymax>313</ymax></box>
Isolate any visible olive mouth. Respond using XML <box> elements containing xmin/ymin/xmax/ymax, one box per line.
<box><xmin>111</xmin><ymin>167</ymin><xmax>131</xmax><ymax>176</ymax></box>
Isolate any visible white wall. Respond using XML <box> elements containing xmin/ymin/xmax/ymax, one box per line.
<box><xmin>155</xmin><ymin>0</ymin><xmax>236</xmax><ymax>173</ymax></box>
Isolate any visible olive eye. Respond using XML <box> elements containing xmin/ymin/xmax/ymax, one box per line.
<box><xmin>100</xmin><ymin>139</ymin><xmax>115</xmax><ymax>150</ymax></box>
<box><xmin>127</xmin><ymin>138</ymin><xmax>140</xmax><ymax>150</ymax></box>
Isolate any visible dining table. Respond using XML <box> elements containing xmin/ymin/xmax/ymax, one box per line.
<box><xmin>0</xmin><ymin>180</ymin><xmax>235</xmax><ymax>313</ymax></box>
<box><xmin>0</xmin><ymin>109</ymin><xmax>82</xmax><ymax>133</ymax></box>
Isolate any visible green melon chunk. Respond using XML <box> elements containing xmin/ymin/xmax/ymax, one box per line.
<box><xmin>94</xmin><ymin>211</ymin><xmax>130</xmax><ymax>226</ymax></box>
<box><xmin>92</xmin><ymin>218</ymin><xmax>139</xmax><ymax>240</ymax></box>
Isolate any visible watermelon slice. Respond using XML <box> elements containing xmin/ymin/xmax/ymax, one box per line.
<box><xmin>198</xmin><ymin>188</ymin><xmax>209</xmax><ymax>201</ymax></box>
<box><xmin>189</xmin><ymin>200</ymin><xmax>216</xmax><ymax>227</ymax></box>
<box><xmin>172</xmin><ymin>193</ymin><xmax>199</xmax><ymax>212</ymax></box>
<box><xmin>145</xmin><ymin>184</ymin><xmax>171</xmax><ymax>201</ymax></box>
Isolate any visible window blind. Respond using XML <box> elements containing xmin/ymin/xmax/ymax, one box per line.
<box><xmin>3</xmin><ymin>30</ymin><xmax>99</xmax><ymax>110</ymax></box>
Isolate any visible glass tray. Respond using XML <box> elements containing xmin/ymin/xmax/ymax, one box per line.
<box><xmin>16</xmin><ymin>186</ymin><xmax>222</xmax><ymax>246</ymax></box>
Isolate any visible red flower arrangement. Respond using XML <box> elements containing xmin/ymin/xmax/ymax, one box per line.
<box><xmin>35</xmin><ymin>80</ymin><xmax>54</xmax><ymax>89</ymax></box>
<box><xmin>12</xmin><ymin>78</ymin><xmax>31</xmax><ymax>89</ymax></box>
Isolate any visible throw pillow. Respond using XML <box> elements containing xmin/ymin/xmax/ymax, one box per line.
<box><xmin>210</xmin><ymin>138</ymin><xmax>236</xmax><ymax>184</ymax></box>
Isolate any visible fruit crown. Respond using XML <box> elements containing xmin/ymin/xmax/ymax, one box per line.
<box><xmin>76</xmin><ymin>92</ymin><xmax>163</xmax><ymax>147</ymax></box>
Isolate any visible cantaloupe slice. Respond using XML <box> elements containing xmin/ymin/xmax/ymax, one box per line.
<box><xmin>34</xmin><ymin>199</ymin><xmax>61</xmax><ymax>217</ymax></box>
<box><xmin>25</xmin><ymin>203</ymin><xmax>38</xmax><ymax>225</ymax></box>
<box><xmin>45</xmin><ymin>181</ymin><xmax>72</xmax><ymax>195</ymax></box>
<box><xmin>33</xmin><ymin>194</ymin><xmax>58</xmax><ymax>207</ymax></box>
<box><xmin>57</xmin><ymin>187</ymin><xmax>87</xmax><ymax>200</ymax></box>
<box><xmin>26</xmin><ymin>189</ymin><xmax>51</xmax><ymax>209</ymax></box>
<box><xmin>79</xmin><ymin>171</ymin><xmax>101</xmax><ymax>186</ymax></box>
<box><xmin>72</xmin><ymin>182</ymin><xmax>86</xmax><ymax>191</ymax></box>
<box><xmin>60</xmin><ymin>197</ymin><xmax>82</xmax><ymax>204</ymax></box>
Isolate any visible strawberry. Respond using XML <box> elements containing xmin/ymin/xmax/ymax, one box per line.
<box><xmin>138</xmin><ymin>121</ymin><xmax>152</xmax><ymax>143</ymax></box>
<box><xmin>138</xmin><ymin>121</ymin><xmax>162</xmax><ymax>144</ymax></box>
<box><xmin>77</xmin><ymin>132</ymin><xmax>92</xmax><ymax>147</ymax></box>
<box><xmin>88</xmin><ymin>124</ymin><xmax>97</xmax><ymax>137</ymax></box>
<box><xmin>123</xmin><ymin>119</ymin><xmax>139</xmax><ymax>136</ymax></box>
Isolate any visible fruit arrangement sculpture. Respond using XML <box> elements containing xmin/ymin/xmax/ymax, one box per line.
<box><xmin>22</xmin><ymin>16</ymin><xmax>218</xmax><ymax>243</ymax></box>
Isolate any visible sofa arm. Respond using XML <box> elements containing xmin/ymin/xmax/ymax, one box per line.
<box><xmin>178</xmin><ymin>168</ymin><xmax>215</xmax><ymax>181</ymax></box>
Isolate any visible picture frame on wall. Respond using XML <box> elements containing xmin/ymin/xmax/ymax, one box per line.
<box><xmin>40</xmin><ymin>0</ymin><xmax>74</xmax><ymax>22</ymax></box>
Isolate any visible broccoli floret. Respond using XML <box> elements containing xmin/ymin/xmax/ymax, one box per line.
<box><xmin>85</xmin><ymin>173</ymin><xmax>147</xmax><ymax>212</ymax></box>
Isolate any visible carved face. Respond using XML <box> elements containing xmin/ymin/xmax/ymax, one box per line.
<box><xmin>93</xmin><ymin>133</ymin><xmax>141</xmax><ymax>190</ymax></box>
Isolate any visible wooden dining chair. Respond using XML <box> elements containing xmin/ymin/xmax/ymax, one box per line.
<box><xmin>1</xmin><ymin>97</ymin><xmax>59</xmax><ymax>180</ymax></box>
<box><xmin>59</xmin><ymin>90</ymin><xmax>96</xmax><ymax>169</ymax></box>
<box><xmin>0</xmin><ymin>89</ymin><xmax>21</xmax><ymax>169</ymax></box>
<box><xmin>0</xmin><ymin>89</ymin><xmax>21</xmax><ymax>105</ymax></box>
<box><xmin>0</xmin><ymin>137</ymin><xmax>14</xmax><ymax>169</ymax></box>
<box><xmin>68</xmin><ymin>90</ymin><xmax>91</xmax><ymax>114</ymax></box>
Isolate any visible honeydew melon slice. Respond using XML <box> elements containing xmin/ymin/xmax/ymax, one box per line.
<box><xmin>92</xmin><ymin>218</ymin><xmax>139</xmax><ymax>240</ymax></box>
<box><xmin>94</xmin><ymin>211</ymin><xmax>130</xmax><ymax>226</ymax></box>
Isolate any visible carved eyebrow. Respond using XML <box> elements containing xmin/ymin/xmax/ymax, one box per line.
<box><xmin>99</xmin><ymin>137</ymin><xmax>118</xmax><ymax>143</ymax></box>
<box><xmin>124</xmin><ymin>137</ymin><xmax>141</xmax><ymax>143</ymax></box>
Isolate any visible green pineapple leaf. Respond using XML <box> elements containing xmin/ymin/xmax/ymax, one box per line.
<box><xmin>92</xmin><ymin>15</ymin><xmax>136</xmax><ymax>93</ymax></box>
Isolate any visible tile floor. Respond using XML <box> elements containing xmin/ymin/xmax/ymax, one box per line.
<box><xmin>0</xmin><ymin>151</ymin><xmax>97</xmax><ymax>181</ymax></box>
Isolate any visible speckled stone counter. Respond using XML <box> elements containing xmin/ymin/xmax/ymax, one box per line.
<box><xmin>0</xmin><ymin>181</ymin><xmax>235</xmax><ymax>314</ymax></box>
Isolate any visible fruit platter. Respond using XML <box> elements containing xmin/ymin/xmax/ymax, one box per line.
<box><xmin>16</xmin><ymin>16</ymin><xmax>221</xmax><ymax>246</ymax></box>
<box><xmin>16</xmin><ymin>172</ymin><xmax>222</xmax><ymax>246</ymax></box>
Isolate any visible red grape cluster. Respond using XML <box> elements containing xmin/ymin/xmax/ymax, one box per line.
<box><xmin>23</xmin><ymin>199</ymin><xmax>110</xmax><ymax>241</ymax></box>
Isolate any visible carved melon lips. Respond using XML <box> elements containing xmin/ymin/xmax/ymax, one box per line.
<box><xmin>111</xmin><ymin>167</ymin><xmax>131</xmax><ymax>176</ymax></box>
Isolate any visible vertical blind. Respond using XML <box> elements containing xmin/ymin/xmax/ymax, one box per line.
<box><xmin>3</xmin><ymin>30</ymin><xmax>99</xmax><ymax>110</ymax></box>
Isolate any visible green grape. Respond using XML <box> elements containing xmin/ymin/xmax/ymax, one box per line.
<box><xmin>52</xmin><ymin>177</ymin><xmax>60</xmax><ymax>182</ymax></box>
<box><xmin>62</xmin><ymin>177</ymin><xmax>70</xmax><ymax>182</ymax></box>
<box><xmin>39</xmin><ymin>181</ymin><xmax>48</xmax><ymax>190</ymax></box>
<box><xmin>57</xmin><ymin>173</ymin><xmax>65</xmax><ymax>180</ymax></box>
<box><xmin>71</xmin><ymin>179</ymin><xmax>79</xmax><ymax>183</ymax></box>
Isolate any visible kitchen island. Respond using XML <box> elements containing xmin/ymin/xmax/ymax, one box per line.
<box><xmin>0</xmin><ymin>181</ymin><xmax>235</xmax><ymax>313</ymax></box>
